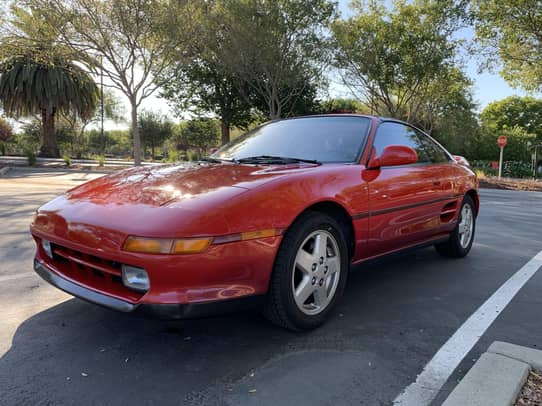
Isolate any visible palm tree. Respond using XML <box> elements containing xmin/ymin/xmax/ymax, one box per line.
<box><xmin>0</xmin><ymin>53</ymin><xmax>99</xmax><ymax>157</ymax></box>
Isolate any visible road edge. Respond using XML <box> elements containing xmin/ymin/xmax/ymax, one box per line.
<box><xmin>442</xmin><ymin>341</ymin><xmax>542</xmax><ymax>406</ymax></box>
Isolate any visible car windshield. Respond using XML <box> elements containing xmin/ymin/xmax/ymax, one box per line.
<box><xmin>213</xmin><ymin>116</ymin><xmax>371</xmax><ymax>164</ymax></box>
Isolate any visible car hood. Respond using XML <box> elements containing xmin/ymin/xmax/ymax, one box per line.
<box><xmin>65</xmin><ymin>162</ymin><xmax>304</xmax><ymax>207</ymax></box>
<box><xmin>32</xmin><ymin>162</ymin><xmax>319</xmax><ymax>247</ymax></box>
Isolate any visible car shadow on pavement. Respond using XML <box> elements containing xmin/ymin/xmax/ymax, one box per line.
<box><xmin>0</xmin><ymin>247</ymin><xmax>473</xmax><ymax>406</ymax></box>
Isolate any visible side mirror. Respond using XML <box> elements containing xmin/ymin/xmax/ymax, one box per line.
<box><xmin>367</xmin><ymin>145</ymin><xmax>418</xmax><ymax>169</ymax></box>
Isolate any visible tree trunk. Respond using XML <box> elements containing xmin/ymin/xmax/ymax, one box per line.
<box><xmin>220</xmin><ymin>121</ymin><xmax>230</xmax><ymax>146</ymax></box>
<box><xmin>130</xmin><ymin>98</ymin><xmax>141</xmax><ymax>166</ymax></box>
<box><xmin>40</xmin><ymin>107</ymin><xmax>59</xmax><ymax>157</ymax></box>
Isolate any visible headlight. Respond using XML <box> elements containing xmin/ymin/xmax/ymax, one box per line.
<box><xmin>41</xmin><ymin>239</ymin><xmax>53</xmax><ymax>258</ymax></box>
<box><xmin>121</xmin><ymin>265</ymin><xmax>150</xmax><ymax>292</ymax></box>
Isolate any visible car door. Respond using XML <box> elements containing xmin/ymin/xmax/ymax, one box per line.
<box><xmin>413</xmin><ymin>128</ymin><xmax>464</xmax><ymax>234</ymax></box>
<box><xmin>365</xmin><ymin>122</ymin><xmax>444</xmax><ymax>257</ymax></box>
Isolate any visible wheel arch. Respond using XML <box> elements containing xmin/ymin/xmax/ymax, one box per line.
<box><xmin>289</xmin><ymin>200</ymin><xmax>356</xmax><ymax>260</ymax></box>
<box><xmin>465</xmin><ymin>189</ymin><xmax>479</xmax><ymax>215</ymax></box>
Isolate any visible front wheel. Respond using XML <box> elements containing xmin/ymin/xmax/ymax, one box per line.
<box><xmin>264</xmin><ymin>211</ymin><xmax>349</xmax><ymax>331</ymax></box>
<box><xmin>435</xmin><ymin>195</ymin><xmax>476</xmax><ymax>258</ymax></box>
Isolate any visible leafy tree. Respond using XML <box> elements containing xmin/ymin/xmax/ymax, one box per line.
<box><xmin>215</xmin><ymin>0</ymin><xmax>335</xmax><ymax>120</ymax></box>
<box><xmin>0</xmin><ymin>116</ymin><xmax>14</xmax><ymax>155</ymax></box>
<box><xmin>161</xmin><ymin>57</ymin><xmax>254</xmax><ymax>146</ymax></box>
<box><xmin>471</xmin><ymin>0</ymin><xmax>542</xmax><ymax>92</ymax></box>
<box><xmin>137</xmin><ymin>110</ymin><xmax>173</xmax><ymax>160</ymax></box>
<box><xmin>160</xmin><ymin>4</ymin><xmax>254</xmax><ymax>146</ymax></box>
<box><xmin>24</xmin><ymin>0</ymin><xmax>201</xmax><ymax>164</ymax></box>
<box><xmin>0</xmin><ymin>6</ymin><xmax>99</xmax><ymax>157</ymax></box>
<box><xmin>467</xmin><ymin>126</ymin><xmax>535</xmax><ymax>162</ymax></box>
<box><xmin>0</xmin><ymin>53</ymin><xmax>99</xmax><ymax>157</ymax></box>
<box><xmin>332</xmin><ymin>0</ymin><xmax>468</xmax><ymax>129</ymax></box>
<box><xmin>480</xmin><ymin>97</ymin><xmax>542</xmax><ymax>140</ymax></box>
<box><xmin>14</xmin><ymin>118</ymin><xmax>41</xmax><ymax>154</ymax></box>
<box><xmin>318</xmin><ymin>98</ymin><xmax>370</xmax><ymax>114</ymax></box>
<box><xmin>62</xmin><ymin>89</ymin><xmax>126</xmax><ymax>156</ymax></box>
<box><xmin>173</xmin><ymin>119</ymin><xmax>219</xmax><ymax>155</ymax></box>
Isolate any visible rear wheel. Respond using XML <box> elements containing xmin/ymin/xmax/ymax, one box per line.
<box><xmin>264</xmin><ymin>211</ymin><xmax>349</xmax><ymax>331</ymax></box>
<box><xmin>435</xmin><ymin>195</ymin><xmax>476</xmax><ymax>258</ymax></box>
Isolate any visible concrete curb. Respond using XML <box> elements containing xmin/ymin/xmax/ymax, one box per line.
<box><xmin>4</xmin><ymin>166</ymin><xmax>113</xmax><ymax>175</ymax></box>
<box><xmin>0</xmin><ymin>166</ymin><xmax>10</xmax><ymax>176</ymax></box>
<box><xmin>442</xmin><ymin>341</ymin><xmax>542</xmax><ymax>406</ymax></box>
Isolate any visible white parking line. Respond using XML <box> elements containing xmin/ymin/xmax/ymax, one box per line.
<box><xmin>0</xmin><ymin>272</ymin><xmax>36</xmax><ymax>283</ymax></box>
<box><xmin>393</xmin><ymin>250</ymin><xmax>542</xmax><ymax>406</ymax></box>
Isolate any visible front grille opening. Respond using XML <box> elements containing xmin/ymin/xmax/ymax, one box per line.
<box><xmin>47</xmin><ymin>243</ymin><xmax>144</xmax><ymax>302</ymax></box>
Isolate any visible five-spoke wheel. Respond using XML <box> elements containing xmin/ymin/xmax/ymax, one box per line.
<box><xmin>264</xmin><ymin>212</ymin><xmax>349</xmax><ymax>331</ymax></box>
<box><xmin>292</xmin><ymin>230</ymin><xmax>341</xmax><ymax>315</ymax></box>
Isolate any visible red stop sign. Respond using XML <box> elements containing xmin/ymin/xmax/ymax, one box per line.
<box><xmin>498</xmin><ymin>136</ymin><xmax>507</xmax><ymax>147</ymax></box>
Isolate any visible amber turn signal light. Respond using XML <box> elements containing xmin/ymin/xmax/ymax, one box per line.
<box><xmin>123</xmin><ymin>236</ymin><xmax>212</xmax><ymax>254</ymax></box>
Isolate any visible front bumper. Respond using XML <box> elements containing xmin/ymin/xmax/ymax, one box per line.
<box><xmin>34</xmin><ymin>258</ymin><xmax>265</xmax><ymax>319</ymax></box>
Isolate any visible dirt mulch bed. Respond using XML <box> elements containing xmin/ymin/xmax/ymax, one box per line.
<box><xmin>479</xmin><ymin>177</ymin><xmax>542</xmax><ymax>192</ymax></box>
<box><xmin>516</xmin><ymin>370</ymin><xmax>542</xmax><ymax>406</ymax></box>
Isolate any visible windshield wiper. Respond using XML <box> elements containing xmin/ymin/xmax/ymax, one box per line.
<box><xmin>200</xmin><ymin>156</ymin><xmax>238</xmax><ymax>164</ymax></box>
<box><xmin>236</xmin><ymin>155</ymin><xmax>321</xmax><ymax>165</ymax></box>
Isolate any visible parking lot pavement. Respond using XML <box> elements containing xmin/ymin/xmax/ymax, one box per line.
<box><xmin>0</xmin><ymin>169</ymin><xmax>541</xmax><ymax>406</ymax></box>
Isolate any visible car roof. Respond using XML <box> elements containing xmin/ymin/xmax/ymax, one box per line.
<box><xmin>273</xmin><ymin>114</ymin><xmax>409</xmax><ymax>126</ymax></box>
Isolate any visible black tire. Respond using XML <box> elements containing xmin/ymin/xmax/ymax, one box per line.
<box><xmin>435</xmin><ymin>195</ymin><xmax>476</xmax><ymax>258</ymax></box>
<box><xmin>263</xmin><ymin>211</ymin><xmax>349</xmax><ymax>331</ymax></box>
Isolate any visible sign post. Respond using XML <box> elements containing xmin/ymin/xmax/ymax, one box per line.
<box><xmin>497</xmin><ymin>136</ymin><xmax>507</xmax><ymax>179</ymax></box>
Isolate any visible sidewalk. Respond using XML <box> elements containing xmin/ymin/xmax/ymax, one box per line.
<box><xmin>0</xmin><ymin>155</ymin><xmax>158</xmax><ymax>170</ymax></box>
<box><xmin>443</xmin><ymin>342</ymin><xmax>542</xmax><ymax>406</ymax></box>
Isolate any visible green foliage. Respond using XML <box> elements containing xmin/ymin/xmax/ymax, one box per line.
<box><xmin>331</xmin><ymin>0</ymin><xmax>469</xmax><ymax>129</ymax></box>
<box><xmin>214</xmin><ymin>0</ymin><xmax>335</xmax><ymax>119</ymax></box>
<box><xmin>137</xmin><ymin>110</ymin><xmax>174</xmax><ymax>160</ymax></box>
<box><xmin>96</xmin><ymin>155</ymin><xmax>105</xmax><ymax>167</ymax></box>
<box><xmin>480</xmin><ymin>97</ymin><xmax>542</xmax><ymax>140</ymax></box>
<box><xmin>24</xmin><ymin>148</ymin><xmax>36</xmax><ymax>166</ymax></box>
<box><xmin>21</xmin><ymin>0</ymin><xmax>203</xmax><ymax>165</ymax></box>
<box><xmin>187</xmin><ymin>150</ymin><xmax>201</xmax><ymax>161</ymax></box>
<box><xmin>0</xmin><ymin>6</ymin><xmax>99</xmax><ymax>158</ymax></box>
<box><xmin>471</xmin><ymin>160</ymin><xmax>533</xmax><ymax>179</ymax></box>
<box><xmin>165</xmin><ymin>149</ymin><xmax>184</xmax><ymax>163</ymax></box>
<box><xmin>0</xmin><ymin>116</ymin><xmax>14</xmax><ymax>155</ymax></box>
<box><xmin>0</xmin><ymin>55</ymin><xmax>99</xmax><ymax>121</ymax></box>
<box><xmin>84</xmin><ymin>129</ymin><xmax>131</xmax><ymax>158</ymax></box>
<box><xmin>62</xmin><ymin>154</ymin><xmax>71</xmax><ymax>166</ymax></box>
<box><xmin>12</xmin><ymin>119</ymin><xmax>41</xmax><ymax>155</ymax></box>
<box><xmin>318</xmin><ymin>98</ymin><xmax>370</xmax><ymax>114</ymax></box>
<box><xmin>173</xmin><ymin>119</ymin><xmax>220</xmax><ymax>154</ymax></box>
<box><xmin>0</xmin><ymin>116</ymin><xmax>14</xmax><ymax>142</ymax></box>
<box><xmin>465</xmin><ymin>127</ymin><xmax>535</xmax><ymax>162</ymax></box>
<box><xmin>472</xmin><ymin>0</ymin><xmax>542</xmax><ymax>92</ymax></box>
<box><xmin>160</xmin><ymin>9</ymin><xmax>255</xmax><ymax>145</ymax></box>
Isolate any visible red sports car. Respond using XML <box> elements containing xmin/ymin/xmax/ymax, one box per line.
<box><xmin>31</xmin><ymin>115</ymin><xmax>478</xmax><ymax>331</ymax></box>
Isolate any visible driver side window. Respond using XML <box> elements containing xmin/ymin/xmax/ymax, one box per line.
<box><xmin>372</xmin><ymin>122</ymin><xmax>430</xmax><ymax>164</ymax></box>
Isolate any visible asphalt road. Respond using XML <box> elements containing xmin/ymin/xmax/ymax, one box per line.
<box><xmin>1</xmin><ymin>168</ymin><xmax>541</xmax><ymax>406</ymax></box>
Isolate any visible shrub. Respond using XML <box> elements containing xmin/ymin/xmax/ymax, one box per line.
<box><xmin>187</xmin><ymin>149</ymin><xmax>201</xmax><ymax>161</ymax></box>
<box><xmin>167</xmin><ymin>149</ymin><xmax>181</xmax><ymax>163</ymax></box>
<box><xmin>25</xmin><ymin>149</ymin><xmax>36</xmax><ymax>166</ymax></box>
<box><xmin>471</xmin><ymin>160</ymin><xmax>533</xmax><ymax>178</ymax></box>
<box><xmin>96</xmin><ymin>155</ymin><xmax>105</xmax><ymax>167</ymax></box>
<box><xmin>63</xmin><ymin>154</ymin><xmax>71</xmax><ymax>166</ymax></box>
